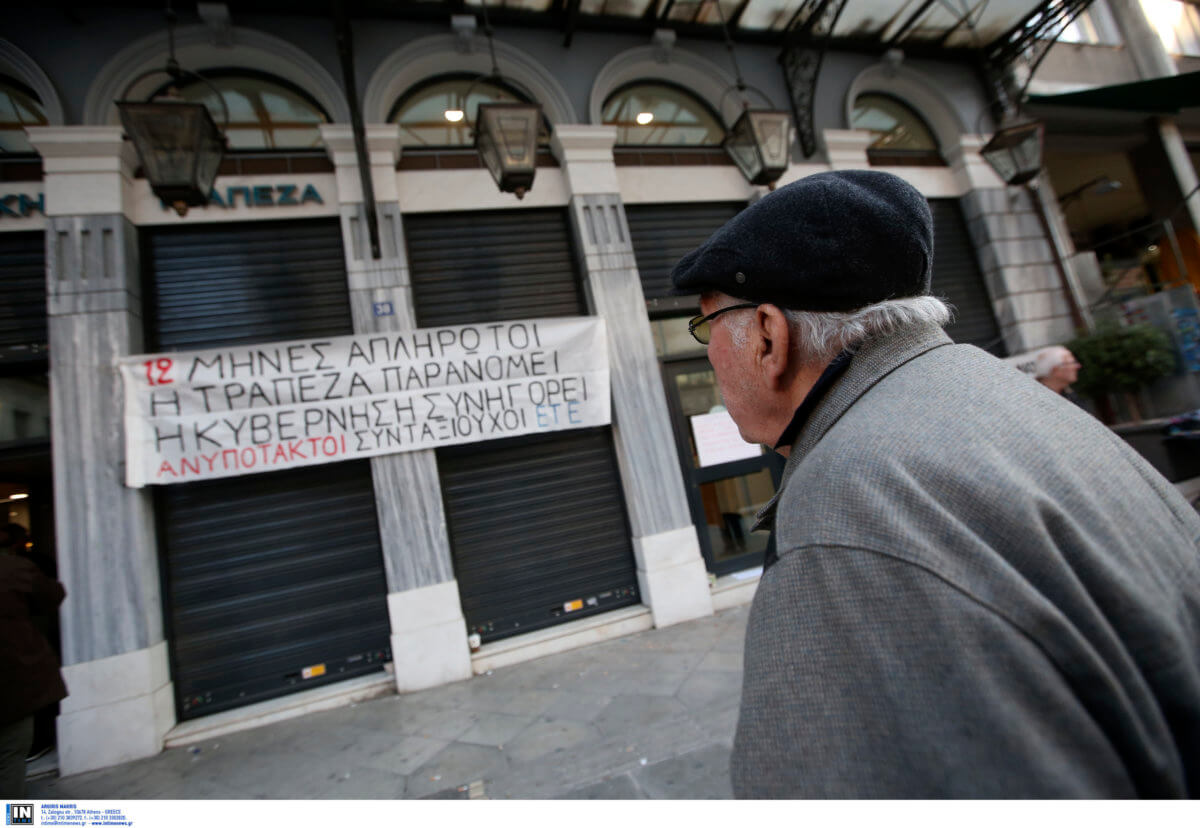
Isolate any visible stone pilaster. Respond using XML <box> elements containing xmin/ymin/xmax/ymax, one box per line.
<box><xmin>822</xmin><ymin>129</ymin><xmax>873</xmax><ymax>170</ymax></box>
<box><xmin>552</xmin><ymin>125</ymin><xmax>713</xmax><ymax>628</ymax></box>
<box><xmin>1107</xmin><ymin>0</ymin><xmax>1200</xmax><ymax>231</ymax></box>
<box><xmin>945</xmin><ymin>134</ymin><xmax>1079</xmax><ymax>352</ymax></box>
<box><xmin>960</xmin><ymin>184</ymin><xmax>1075</xmax><ymax>352</ymax></box>
<box><xmin>26</xmin><ymin>126</ymin><xmax>174</xmax><ymax>776</ymax></box>
<box><xmin>319</xmin><ymin>123</ymin><xmax>471</xmax><ymax>691</ymax></box>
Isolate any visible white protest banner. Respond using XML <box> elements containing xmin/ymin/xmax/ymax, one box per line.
<box><xmin>119</xmin><ymin>317</ymin><xmax>610</xmax><ymax>487</ymax></box>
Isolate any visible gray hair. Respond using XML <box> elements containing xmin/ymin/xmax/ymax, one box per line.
<box><xmin>785</xmin><ymin>296</ymin><xmax>954</xmax><ymax>364</ymax></box>
<box><xmin>725</xmin><ymin>295</ymin><xmax>953</xmax><ymax>364</ymax></box>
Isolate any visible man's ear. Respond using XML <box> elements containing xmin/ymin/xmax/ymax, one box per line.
<box><xmin>754</xmin><ymin>304</ymin><xmax>792</xmax><ymax>388</ymax></box>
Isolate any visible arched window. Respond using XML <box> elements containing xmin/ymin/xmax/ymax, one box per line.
<box><xmin>0</xmin><ymin>76</ymin><xmax>48</xmax><ymax>154</ymax></box>
<box><xmin>602</xmin><ymin>82</ymin><xmax>725</xmax><ymax>146</ymax></box>
<box><xmin>390</xmin><ymin>75</ymin><xmax>550</xmax><ymax>147</ymax></box>
<box><xmin>851</xmin><ymin>93</ymin><xmax>944</xmax><ymax>166</ymax></box>
<box><xmin>163</xmin><ymin>71</ymin><xmax>330</xmax><ymax>150</ymax></box>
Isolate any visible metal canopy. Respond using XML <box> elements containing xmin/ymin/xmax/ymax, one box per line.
<box><xmin>1027</xmin><ymin>71</ymin><xmax>1200</xmax><ymax>114</ymax></box>
<box><xmin>95</xmin><ymin>0</ymin><xmax>1089</xmax><ymax>162</ymax></box>
<box><xmin>97</xmin><ymin>0</ymin><xmax>1080</xmax><ymax>55</ymax></box>
<box><xmin>449</xmin><ymin>0</ymin><xmax>1078</xmax><ymax>54</ymax></box>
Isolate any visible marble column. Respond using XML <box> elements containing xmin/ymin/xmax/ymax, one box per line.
<box><xmin>26</xmin><ymin>126</ymin><xmax>173</xmax><ymax>776</ymax></box>
<box><xmin>1107</xmin><ymin>0</ymin><xmax>1200</xmax><ymax>232</ymax></box>
<box><xmin>552</xmin><ymin>125</ymin><xmax>713</xmax><ymax>628</ymax></box>
<box><xmin>319</xmin><ymin>124</ymin><xmax>471</xmax><ymax>691</ymax></box>
<box><xmin>947</xmin><ymin>134</ymin><xmax>1079</xmax><ymax>353</ymax></box>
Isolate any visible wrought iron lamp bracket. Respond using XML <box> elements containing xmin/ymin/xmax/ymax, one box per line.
<box><xmin>778</xmin><ymin>0</ymin><xmax>849</xmax><ymax>159</ymax></box>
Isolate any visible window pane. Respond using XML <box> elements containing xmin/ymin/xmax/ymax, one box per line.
<box><xmin>0</xmin><ymin>376</ymin><xmax>50</xmax><ymax>444</ymax></box>
<box><xmin>391</xmin><ymin>77</ymin><xmax>545</xmax><ymax>148</ymax></box>
<box><xmin>0</xmin><ymin>79</ymin><xmax>47</xmax><ymax>154</ymax></box>
<box><xmin>602</xmin><ymin>82</ymin><xmax>725</xmax><ymax>146</ymax></box>
<box><xmin>851</xmin><ymin>93</ymin><xmax>939</xmax><ymax>152</ymax></box>
<box><xmin>173</xmin><ymin>74</ymin><xmax>329</xmax><ymax>151</ymax></box>
<box><xmin>651</xmin><ymin>316</ymin><xmax>706</xmax><ymax>359</ymax></box>
<box><xmin>699</xmin><ymin>468</ymin><xmax>775</xmax><ymax>565</ymax></box>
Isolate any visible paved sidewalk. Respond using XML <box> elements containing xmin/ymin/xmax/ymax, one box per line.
<box><xmin>30</xmin><ymin>605</ymin><xmax>749</xmax><ymax>800</ymax></box>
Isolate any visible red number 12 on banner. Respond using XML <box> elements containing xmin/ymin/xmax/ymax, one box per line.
<box><xmin>144</xmin><ymin>358</ymin><xmax>174</xmax><ymax>386</ymax></box>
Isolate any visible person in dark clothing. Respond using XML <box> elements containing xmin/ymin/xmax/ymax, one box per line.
<box><xmin>0</xmin><ymin>523</ymin><xmax>67</xmax><ymax>797</ymax></box>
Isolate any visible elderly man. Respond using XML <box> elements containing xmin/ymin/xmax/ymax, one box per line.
<box><xmin>1034</xmin><ymin>344</ymin><xmax>1083</xmax><ymax>395</ymax></box>
<box><xmin>671</xmin><ymin>170</ymin><xmax>1200</xmax><ymax>798</ymax></box>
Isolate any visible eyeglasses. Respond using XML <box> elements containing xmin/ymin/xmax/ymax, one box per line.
<box><xmin>687</xmin><ymin>303</ymin><xmax>759</xmax><ymax>345</ymax></box>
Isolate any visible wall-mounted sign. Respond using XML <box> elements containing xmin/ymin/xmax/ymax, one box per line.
<box><xmin>690</xmin><ymin>410</ymin><xmax>761</xmax><ymax>467</ymax></box>
<box><xmin>160</xmin><ymin>183</ymin><xmax>324</xmax><ymax>212</ymax></box>
<box><xmin>0</xmin><ymin>193</ymin><xmax>45</xmax><ymax>218</ymax></box>
<box><xmin>119</xmin><ymin>317</ymin><xmax>610</xmax><ymax>487</ymax></box>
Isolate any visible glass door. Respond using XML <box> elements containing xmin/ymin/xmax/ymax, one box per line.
<box><xmin>660</xmin><ymin>354</ymin><xmax>783</xmax><ymax>575</ymax></box>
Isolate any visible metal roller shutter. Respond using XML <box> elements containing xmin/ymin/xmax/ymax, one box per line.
<box><xmin>930</xmin><ymin>199</ymin><xmax>1006</xmax><ymax>356</ymax></box>
<box><xmin>405</xmin><ymin>208</ymin><xmax>584</xmax><ymax>325</ymax></box>
<box><xmin>146</xmin><ymin>219</ymin><xmax>353</xmax><ymax>350</ymax></box>
<box><xmin>0</xmin><ymin>232</ymin><xmax>47</xmax><ymax>352</ymax></box>
<box><xmin>439</xmin><ymin>430</ymin><xmax>637</xmax><ymax>640</ymax></box>
<box><xmin>142</xmin><ymin>219</ymin><xmax>391</xmax><ymax>720</ymax></box>
<box><xmin>405</xmin><ymin>208</ymin><xmax>639</xmax><ymax>643</ymax></box>
<box><xmin>626</xmin><ymin>202</ymin><xmax>745</xmax><ymax>299</ymax></box>
<box><xmin>158</xmin><ymin>463</ymin><xmax>391</xmax><ymax>718</ymax></box>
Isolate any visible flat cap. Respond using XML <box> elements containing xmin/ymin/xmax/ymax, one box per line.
<box><xmin>670</xmin><ymin>170</ymin><xmax>933</xmax><ymax>312</ymax></box>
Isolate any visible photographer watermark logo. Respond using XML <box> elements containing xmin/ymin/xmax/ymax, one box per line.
<box><xmin>5</xmin><ymin>804</ymin><xmax>33</xmax><ymax>825</ymax></box>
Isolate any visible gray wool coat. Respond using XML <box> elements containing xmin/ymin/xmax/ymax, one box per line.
<box><xmin>733</xmin><ymin>321</ymin><xmax>1200</xmax><ymax>798</ymax></box>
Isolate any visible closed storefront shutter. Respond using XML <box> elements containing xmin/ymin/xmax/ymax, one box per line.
<box><xmin>143</xmin><ymin>218</ymin><xmax>391</xmax><ymax>720</ymax></box>
<box><xmin>626</xmin><ymin>202</ymin><xmax>745</xmax><ymax>299</ymax></box>
<box><xmin>0</xmin><ymin>231</ymin><xmax>46</xmax><ymax>353</ymax></box>
<box><xmin>438</xmin><ymin>430</ymin><xmax>636</xmax><ymax>640</ymax></box>
<box><xmin>147</xmin><ymin>220</ymin><xmax>353</xmax><ymax>349</ymax></box>
<box><xmin>405</xmin><ymin>208</ymin><xmax>639</xmax><ymax>643</ymax></box>
<box><xmin>930</xmin><ymin>199</ymin><xmax>1006</xmax><ymax>356</ymax></box>
<box><xmin>405</xmin><ymin>209</ymin><xmax>584</xmax><ymax>325</ymax></box>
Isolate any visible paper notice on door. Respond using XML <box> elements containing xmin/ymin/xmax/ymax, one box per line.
<box><xmin>690</xmin><ymin>410</ymin><xmax>762</xmax><ymax>467</ymax></box>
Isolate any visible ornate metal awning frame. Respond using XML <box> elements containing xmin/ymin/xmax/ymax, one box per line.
<box><xmin>777</xmin><ymin>0</ymin><xmax>1099</xmax><ymax>157</ymax></box>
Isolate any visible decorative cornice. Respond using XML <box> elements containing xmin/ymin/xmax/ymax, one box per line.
<box><xmin>551</xmin><ymin>125</ymin><xmax>618</xmax><ymax>164</ymax></box>
<box><xmin>26</xmin><ymin>126</ymin><xmax>133</xmax><ymax>162</ymax></box>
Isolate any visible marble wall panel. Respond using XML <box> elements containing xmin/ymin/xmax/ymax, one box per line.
<box><xmin>984</xmin><ymin>264</ymin><xmax>1063</xmax><ymax>300</ymax></box>
<box><xmin>960</xmin><ymin>186</ymin><xmax>1034</xmax><ymax>221</ymax></box>
<box><xmin>369</xmin><ymin>452</ymin><xmax>455</xmax><ymax>590</ymax></box>
<box><xmin>966</xmin><ymin>211</ymin><xmax>1044</xmax><ymax>249</ymax></box>
<box><xmin>567</xmin><ymin>194</ymin><xmax>692</xmax><ymax>538</ymax></box>
<box><xmin>995</xmin><ymin>290</ymin><xmax>1073</xmax><ymax>328</ymax></box>
<box><xmin>336</xmin><ymin>200</ymin><xmax>456</xmax><ymax>594</ymax></box>
<box><xmin>47</xmin><ymin>215</ymin><xmax>161</xmax><ymax>666</ymax></box>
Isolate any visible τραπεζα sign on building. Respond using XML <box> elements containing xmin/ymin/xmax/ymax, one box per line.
<box><xmin>119</xmin><ymin>316</ymin><xmax>610</xmax><ymax>487</ymax></box>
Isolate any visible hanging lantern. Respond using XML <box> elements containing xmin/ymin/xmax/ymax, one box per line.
<box><xmin>980</xmin><ymin>120</ymin><xmax>1044</xmax><ymax>187</ymax></box>
<box><xmin>724</xmin><ymin>108</ymin><xmax>792</xmax><ymax>187</ymax></box>
<box><xmin>475</xmin><ymin>101</ymin><xmax>542</xmax><ymax>199</ymax></box>
<box><xmin>118</xmin><ymin>98</ymin><xmax>225</xmax><ymax>216</ymax></box>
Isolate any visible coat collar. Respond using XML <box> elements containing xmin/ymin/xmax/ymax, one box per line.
<box><xmin>752</xmin><ymin>321</ymin><xmax>954</xmax><ymax>532</ymax></box>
